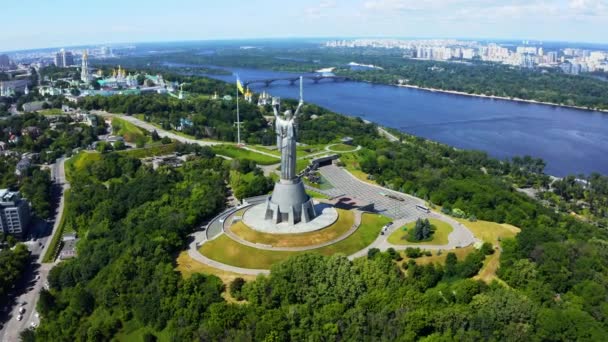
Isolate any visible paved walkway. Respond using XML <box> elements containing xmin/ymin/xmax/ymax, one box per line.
<box><xmin>319</xmin><ymin>165</ymin><xmax>423</xmax><ymax>219</ymax></box>
<box><xmin>222</xmin><ymin>210</ymin><xmax>362</xmax><ymax>252</ymax></box>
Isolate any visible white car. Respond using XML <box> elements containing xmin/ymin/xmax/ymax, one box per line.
<box><xmin>17</xmin><ymin>314</ymin><xmax>23</xmax><ymax>321</ymax></box>
<box><xmin>30</xmin><ymin>322</ymin><xmax>38</xmax><ymax>328</ymax></box>
<box><xmin>18</xmin><ymin>307</ymin><xmax>25</xmax><ymax>314</ymax></box>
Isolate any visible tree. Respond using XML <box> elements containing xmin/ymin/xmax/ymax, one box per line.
<box><xmin>367</xmin><ymin>248</ymin><xmax>380</xmax><ymax>259</ymax></box>
<box><xmin>444</xmin><ymin>252</ymin><xmax>458</xmax><ymax>278</ymax></box>
<box><xmin>230</xmin><ymin>277</ymin><xmax>246</xmax><ymax>301</ymax></box>
<box><xmin>151</xmin><ymin>130</ymin><xmax>160</xmax><ymax>141</ymax></box>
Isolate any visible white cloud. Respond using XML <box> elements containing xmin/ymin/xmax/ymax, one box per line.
<box><xmin>361</xmin><ymin>0</ymin><xmax>608</xmax><ymax>20</ymax></box>
<box><xmin>305</xmin><ymin>1</ymin><xmax>337</xmax><ymax>19</ymax></box>
<box><xmin>568</xmin><ymin>0</ymin><xmax>608</xmax><ymax>15</ymax></box>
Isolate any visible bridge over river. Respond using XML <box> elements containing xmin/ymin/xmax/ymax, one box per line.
<box><xmin>244</xmin><ymin>75</ymin><xmax>349</xmax><ymax>87</ymax></box>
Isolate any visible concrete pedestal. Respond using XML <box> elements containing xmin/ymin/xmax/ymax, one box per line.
<box><xmin>264</xmin><ymin>179</ymin><xmax>316</xmax><ymax>225</ymax></box>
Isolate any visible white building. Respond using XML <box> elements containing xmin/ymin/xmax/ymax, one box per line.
<box><xmin>0</xmin><ymin>189</ymin><xmax>31</xmax><ymax>237</ymax></box>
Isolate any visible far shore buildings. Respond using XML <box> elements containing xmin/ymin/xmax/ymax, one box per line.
<box><xmin>54</xmin><ymin>49</ymin><xmax>74</xmax><ymax>68</ymax></box>
<box><xmin>0</xmin><ymin>189</ymin><xmax>31</xmax><ymax>237</ymax></box>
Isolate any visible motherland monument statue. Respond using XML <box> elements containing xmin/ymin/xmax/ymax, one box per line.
<box><xmin>263</xmin><ymin>77</ymin><xmax>317</xmax><ymax>226</ymax></box>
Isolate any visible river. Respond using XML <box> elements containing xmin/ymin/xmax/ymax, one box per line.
<box><xmin>172</xmin><ymin>63</ymin><xmax>608</xmax><ymax>176</ymax></box>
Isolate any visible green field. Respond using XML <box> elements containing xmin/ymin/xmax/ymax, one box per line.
<box><xmin>111</xmin><ymin>117</ymin><xmax>148</xmax><ymax>143</ymax></box>
<box><xmin>65</xmin><ymin>152</ymin><xmax>102</xmax><ymax>181</ymax></box>
<box><xmin>339</xmin><ymin>152</ymin><xmax>378</xmax><ymax>185</ymax></box>
<box><xmin>327</xmin><ymin>143</ymin><xmax>358</xmax><ymax>152</ymax></box>
<box><xmin>230</xmin><ymin>209</ymin><xmax>353</xmax><ymax>247</ymax></box>
<box><xmin>199</xmin><ymin>213</ymin><xmax>390</xmax><ymax>269</ymax></box>
<box><xmin>387</xmin><ymin>218</ymin><xmax>453</xmax><ymax>245</ymax></box>
<box><xmin>211</xmin><ymin>144</ymin><xmax>279</xmax><ymax>165</ymax></box>
<box><xmin>37</xmin><ymin>108</ymin><xmax>66</xmax><ymax>116</ymax></box>
<box><xmin>306</xmin><ymin>189</ymin><xmax>330</xmax><ymax>200</ymax></box>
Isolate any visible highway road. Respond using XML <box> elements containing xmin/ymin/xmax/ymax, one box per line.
<box><xmin>0</xmin><ymin>158</ymin><xmax>68</xmax><ymax>341</ymax></box>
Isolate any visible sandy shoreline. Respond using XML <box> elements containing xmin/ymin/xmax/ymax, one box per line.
<box><xmin>396</xmin><ymin>84</ymin><xmax>608</xmax><ymax>113</ymax></box>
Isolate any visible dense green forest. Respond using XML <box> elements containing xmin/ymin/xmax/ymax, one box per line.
<box><xmin>0</xmin><ymin>243</ymin><xmax>30</xmax><ymax>306</ymax></box>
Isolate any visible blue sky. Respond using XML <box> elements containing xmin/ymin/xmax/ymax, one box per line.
<box><xmin>2</xmin><ymin>0</ymin><xmax>607</xmax><ymax>51</ymax></box>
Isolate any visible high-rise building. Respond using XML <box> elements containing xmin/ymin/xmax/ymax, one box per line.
<box><xmin>81</xmin><ymin>50</ymin><xmax>91</xmax><ymax>82</ymax></box>
<box><xmin>0</xmin><ymin>54</ymin><xmax>10</xmax><ymax>69</ymax></box>
<box><xmin>0</xmin><ymin>189</ymin><xmax>30</xmax><ymax>237</ymax></box>
<box><xmin>547</xmin><ymin>51</ymin><xmax>558</xmax><ymax>64</ymax></box>
<box><xmin>54</xmin><ymin>49</ymin><xmax>74</xmax><ymax>68</ymax></box>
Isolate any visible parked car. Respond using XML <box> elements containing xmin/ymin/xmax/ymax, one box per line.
<box><xmin>17</xmin><ymin>314</ymin><xmax>23</xmax><ymax>321</ymax></box>
<box><xmin>19</xmin><ymin>307</ymin><xmax>26</xmax><ymax>314</ymax></box>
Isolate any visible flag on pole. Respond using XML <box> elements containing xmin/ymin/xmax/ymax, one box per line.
<box><xmin>236</xmin><ymin>75</ymin><xmax>245</xmax><ymax>95</ymax></box>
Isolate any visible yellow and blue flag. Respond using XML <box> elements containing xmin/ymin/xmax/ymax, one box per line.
<box><xmin>236</xmin><ymin>75</ymin><xmax>245</xmax><ymax>95</ymax></box>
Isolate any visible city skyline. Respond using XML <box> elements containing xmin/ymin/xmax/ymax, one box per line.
<box><xmin>1</xmin><ymin>0</ymin><xmax>608</xmax><ymax>52</ymax></box>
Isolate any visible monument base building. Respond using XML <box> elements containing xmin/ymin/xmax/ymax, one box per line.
<box><xmin>264</xmin><ymin>179</ymin><xmax>316</xmax><ymax>225</ymax></box>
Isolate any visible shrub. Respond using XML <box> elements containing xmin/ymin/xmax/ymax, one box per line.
<box><xmin>452</xmin><ymin>208</ymin><xmax>467</xmax><ymax>218</ymax></box>
<box><xmin>386</xmin><ymin>247</ymin><xmax>402</xmax><ymax>261</ymax></box>
<box><xmin>367</xmin><ymin>248</ymin><xmax>381</xmax><ymax>259</ymax></box>
<box><xmin>230</xmin><ymin>277</ymin><xmax>246</xmax><ymax>300</ymax></box>
<box><xmin>480</xmin><ymin>242</ymin><xmax>495</xmax><ymax>255</ymax></box>
<box><xmin>405</xmin><ymin>247</ymin><xmax>422</xmax><ymax>258</ymax></box>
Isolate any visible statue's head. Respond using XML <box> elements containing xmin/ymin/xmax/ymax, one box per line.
<box><xmin>284</xmin><ymin>110</ymin><xmax>293</xmax><ymax>119</ymax></box>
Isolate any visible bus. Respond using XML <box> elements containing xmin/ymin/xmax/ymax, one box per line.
<box><xmin>416</xmin><ymin>204</ymin><xmax>430</xmax><ymax>213</ymax></box>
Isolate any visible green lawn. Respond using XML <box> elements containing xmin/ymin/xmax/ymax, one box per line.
<box><xmin>252</xmin><ymin>145</ymin><xmax>281</xmax><ymax>157</ymax></box>
<box><xmin>230</xmin><ymin>209</ymin><xmax>353</xmax><ymax>247</ymax></box>
<box><xmin>114</xmin><ymin>319</ymin><xmax>174</xmax><ymax>342</ymax></box>
<box><xmin>42</xmin><ymin>191</ymin><xmax>70</xmax><ymax>263</ymax></box>
<box><xmin>387</xmin><ymin>218</ymin><xmax>453</xmax><ymax>245</ymax></box>
<box><xmin>199</xmin><ymin>213</ymin><xmax>390</xmax><ymax>269</ymax></box>
<box><xmin>212</xmin><ymin>144</ymin><xmax>279</xmax><ymax>165</ymax></box>
<box><xmin>339</xmin><ymin>152</ymin><xmax>378</xmax><ymax>185</ymax></box>
<box><xmin>328</xmin><ymin>143</ymin><xmax>358</xmax><ymax>152</ymax></box>
<box><xmin>296</xmin><ymin>159</ymin><xmax>310</xmax><ymax>173</ymax></box>
<box><xmin>37</xmin><ymin>108</ymin><xmax>66</xmax><ymax>116</ymax></box>
<box><xmin>111</xmin><ymin>117</ymin><xmax>148</xmax><ymax>143</ymax></box>
<box><xmin>306</xmin><ymin>189</ymin><xmax>330</xmax><ymax>200</ymax></box>
<box><xmin>65</xmin><ymin>151</ymin><xmax>102</xmax><ymax>181</ymax></box>
<box><xmin>304</xmin><ymin>174</ymin><xmax>333</xmax><ymax>190</ymax></box>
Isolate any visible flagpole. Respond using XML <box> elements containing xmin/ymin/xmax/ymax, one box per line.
<box><xmin>236</xmin><ymin>79</ymin><xmax>241</xmax><ymax>145</ymax></box>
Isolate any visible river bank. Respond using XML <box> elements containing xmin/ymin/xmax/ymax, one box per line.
<box><xmin>393</xmin><ymin>84</ymin><xmax>608</xmax><ymax>114</ymax></box>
